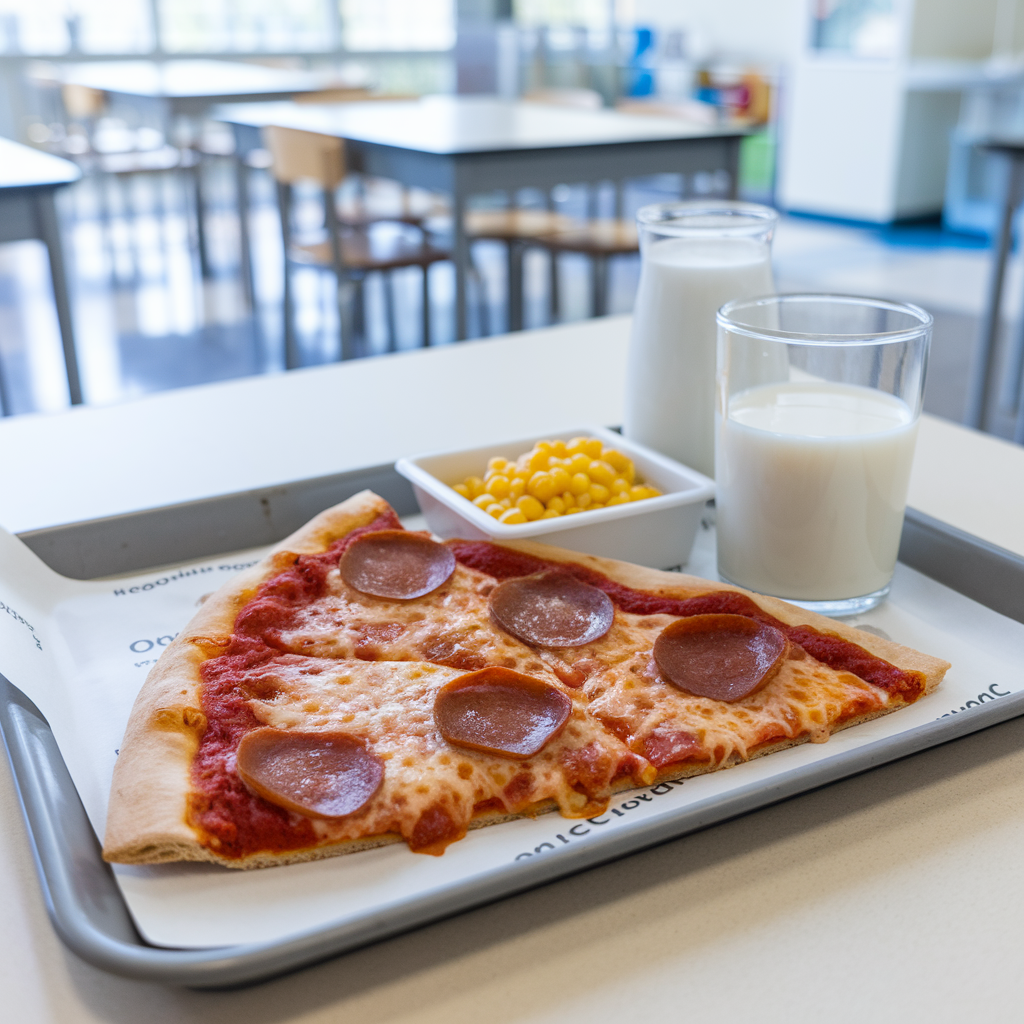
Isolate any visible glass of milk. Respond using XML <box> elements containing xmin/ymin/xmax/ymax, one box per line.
<box><xmin>624</xmin><ymin>201</ymin><xmax>778</xmax><ymax>478</ymax></box>
<box><xmin>715</xmin><ymin>294</ymin><xmax>932</xmax><ymax>616</ymax></box>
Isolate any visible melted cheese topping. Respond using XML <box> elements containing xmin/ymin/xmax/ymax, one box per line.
<box><xmin>215</xmin><ymin>555</ymin><xmax>893</xmax><ymax>856</ymax></box>
<box><xmin>241</xmin><ymin>656</ymin><xmax>649</xmax><ymax>851</ymax></box>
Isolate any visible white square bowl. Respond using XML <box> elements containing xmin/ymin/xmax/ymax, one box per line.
<box><xmin>395</xmin><ymin>425</ymin><xmax>714</xmax><ymax>570</ymax></box>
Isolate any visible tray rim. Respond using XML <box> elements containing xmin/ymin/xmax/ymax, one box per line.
<box><xmin>2</xmin><ymin>471</ymin><xmax>1024</xmax><ymax>988</ymax></box>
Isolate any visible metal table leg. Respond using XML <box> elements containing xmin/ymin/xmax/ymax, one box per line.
<box><xmin>965</xmin><ymin>150</ymin><xmax>1024</xmax><ymax>431</ymax></box>
<box><xmin>234</xmin><ymin>155</ymin><xmax>255</xmax><ymax>310</ymax></box>
<box><xmin>453</xmin><ymin>187</ymin><xmax>469</xmax><ymax>341</ymax></box>
<box><xmin>35</xmin><ymin>191</ymin><xmax>83</xmax><ymax>405</ymax></box>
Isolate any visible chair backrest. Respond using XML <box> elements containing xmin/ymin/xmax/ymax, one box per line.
<box><xmin>523</xmin><ymin>88</ymin><xmax>603</xmax><ymax>110</ymax></box>
<box><xmin>262</xmin><ymin>124</ymin><xmax>345</xmax><ymax>188</ymax></box>
<box><xmin>62</xmin><ymin>84</ymin><xmax>106</xmax><ymax>120</ymax></box>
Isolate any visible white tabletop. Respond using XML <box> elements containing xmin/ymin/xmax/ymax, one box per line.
<box><xmin>1</xmin><ymin>315</ymin><xmax>1023</xmax><ymax>1021</ymax></box>
<box><xmin>58</xmin><ymin>60</ymin><xmax>326</xmax><ymax>101</ymax></box>
<box><xmin>214</xmin><ymin>95</ymin><xmax>740</xmax><ymax>155</ymax></box>
<box><xmin>0</xmin><ymin>137</ymin><xmax>80</xmax><ymax>190</ymax></box>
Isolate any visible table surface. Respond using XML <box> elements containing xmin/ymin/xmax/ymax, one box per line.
<box><xmin>1</xmin><ymin>315</ymin><xmax>1023</xmax><ymax>1022</ymax></box>
<box><xmin>0</xmin><ymin>137</ymin><xmax>80</xmax><ymax>190</ymax></box>
<box><xmin>214</xmin><ymin>95</ymin><xmax>742</xmax><ymax>155</ymax></box>
<box><xmin>57</xmin><ymin>59</ymin><xmax>327</xmax><ymax>101</ymax></box>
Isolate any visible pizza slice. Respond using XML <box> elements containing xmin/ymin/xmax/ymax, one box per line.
<box><xmin>103</xmin><ymin>491</ymin><xmax>948</xmax><ymax>869</ymax></box>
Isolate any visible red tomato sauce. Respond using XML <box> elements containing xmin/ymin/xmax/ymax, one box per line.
<box><xmin>189</xmin><ymin>511</ymin><xmax>400</xmax><ymax>858</ymax></box>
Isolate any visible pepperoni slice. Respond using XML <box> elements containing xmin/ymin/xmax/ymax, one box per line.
<box><xmin>235</xmin><ymin>728</ymin><xmax>384</xmax><ymax>819</ymax></box>
<box><xmin>653</xmin><ymin>614</ymin><xmax>788</xmax><ymax>702</ymax></box>
<box><xmin>434</xmin><ymin>667</ymin><xmax>572</xmax><ymax>759</ymax></box>
<box><xmin>489</xmin><ymin>570</ymin><xmax>614</xmax><ymax>648</ymax></box>
<box><xmin>339</xmin><ymin>529</ymin><xmax>455</xmax><ymax>600</ymax></box>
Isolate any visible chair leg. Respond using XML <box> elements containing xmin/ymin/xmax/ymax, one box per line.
<box><xmin>384</xmin><ymin>271</ymin><xmax>398</xmax><ymax>353</ymax></box>
<box><xmin>422</xmin><ymin>263</ymin><xmax>431</xmax><ymax>347</ymax></box>
<box><xmin>507</xmin><ymin>240</ymin><xmax>524</xmax><ymax>332</ymax></box>
<box><xmin>590</xmin><ymin>254</ymin><xmax>609</xmax><ymax>318</ymax></box>
<box><xmin>276</xmin><ymin>181</ymin><xmax>300</xmax><ymax>370</ymax></box>
<box><xmin>593</xmin><ymin>254</ymin><xmax>606</xmax><ymax>317</ymax></box>
<box><xmin>548</xmin><ymin>249</ymin><xmax>560</xmax><ymax>325</ymax></box>
<box><xmin>467</xmin><ymin>259</ymin><xmax>490</xmax><ymax>338</ymax></box>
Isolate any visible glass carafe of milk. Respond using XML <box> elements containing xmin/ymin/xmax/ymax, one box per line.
<box><xmin>624</xmin><ymin>201</ymin><xmax>778</xmax><ymax>477</ymax></box>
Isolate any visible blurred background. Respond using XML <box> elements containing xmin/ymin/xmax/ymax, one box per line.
<box><xmin>1</xmin><ymin>0</ymin><xmax>1023</xmax><ymax>440</ymax></box>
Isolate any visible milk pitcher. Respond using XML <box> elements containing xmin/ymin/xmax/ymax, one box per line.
<box><xmin>623</xmin><ymin>201</ymin><xmax>778</xmax><ymax>477</ymax></box>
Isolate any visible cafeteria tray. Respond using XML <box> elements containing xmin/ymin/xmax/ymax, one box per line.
<box><xmin>2</xmin><ymin>463</ymin><xmax>1024</xmax><ymax>987</ymax></box>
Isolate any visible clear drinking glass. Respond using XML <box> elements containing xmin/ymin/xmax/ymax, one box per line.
<box><xmin>623</xmin><ymin>200</ymin><xmax>778</xmax><ymax>479</ymax></box>
<box><xmin>715</xmin><ymin>294</ymin><xmax>932</xmax><ymax>616</ymax></box>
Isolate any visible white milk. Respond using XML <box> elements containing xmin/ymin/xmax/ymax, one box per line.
<box><xmin>716</xmin><ymin>381</ymin><xmax>918</xmax><ymax>601</ymax></box>
<box><xmin>624</xmin><ymin>236</ymin><xmax>774</xmax><ymax>477</ymax></box>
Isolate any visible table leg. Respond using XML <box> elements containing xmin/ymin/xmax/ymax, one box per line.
<box><xmin>965</xmin><ymin>153</ymin><xmax>1024</xmax><ymax>430</ymax></box>
<box><xmin>35</xmin><ymin>191</ymin><xmax>83</xmax><ymax>406</ymax></box>
<box><xmin>453</xmin><ymin>189</ymin><xmax>469</xmax><ymax>341</ymax></box>
<box><xmin>234</xmin><ymin>156</ymin><xmax>255</xmax><ymax>310</ymax></box>
<box><xmin>191</xmin><ymin>158</ymin><xmax>211</xmax><ymax>280</ymax></box>
<box><xmin>507</xmin><ymin>240</ymin><xmax>523</xmax><ymax>332</ymax></box>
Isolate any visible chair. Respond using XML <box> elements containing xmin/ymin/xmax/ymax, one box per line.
<box><xmin>536</xmin><ymin>217</ymin><xmax>640</xmax><ymax>318</ymax></box>
<box><xmin>466</xmin><ymin>87</ymin><xmax>637</xmax><ymax>327</ymax></box>
<box><xmin>263</xmin><ymin>124</ymin><xmax>449</xmax><ymax>366</ymax></box>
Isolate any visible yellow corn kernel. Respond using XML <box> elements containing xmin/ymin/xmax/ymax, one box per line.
<box><xmin>568</xmin><ymin>472</ymin><xmax>591</xmax><ymax>496</ymax></box>
<box><xmin>645</xmin><ymin>486</ymin><xmax>662</xmax><ymax>498</ymax></box>
<box><xmin>588</xmin><ymin>459</ymin><xmax>615</xmax><ymax>487</ymax></box>
<box><xmin>546</xmin><ymin>495</ymin><xmax>566</xmax><ymax>515</ymax></box>
<box><xmin>610</xmin><ymin>477</ymin><xmax>629</xmax><ymax>495</ymax></box>
<box><xmin>534</xmin><ymin>440</ymin><xmax>554</xmax><ymax>456</ymax></box>
<box><xmin>567</xmin><ymin>452</ymin><xmax>591</xmax><ymax>475</ymax></box>
<box><xmin>548</xmin><ymin>466</ymin><xmax>571</xmax><ymax>493</ymax></box>
<box><xmin>621</xmin><ymin>462</ymin><xmax>636</xmax><ymax>485</ymax></box>
<box><xmin>453</xmin><ymin>483</ymin><xmax>471</xmax><ymax>499</ymax></box>
<box><xmin>527</xmin><ymin>449</ymin><xmax>550</xmax><ymax>474</ymax></box>
<box><xmin>566</xmin><ymin>436</ymin><xmax>592</xmax><ymax>456</ymax></box>
<box><xmin>499</xmin><ymin>508</ymin><xmax>527</xmax><ymax>524</ymax></box>
<box><xmin>606</xmin><ymin>493</ymin><xmax>629</xmax><ymax>505</ymax></box>
<box><xmin>583</xmin><ymin>438</ymin><xmax>603</xmax><ymax>458</ymax></box>
<box><xmin>487</xmin><ymin>456</ymin><xmax>510</xmax><ymax>473</ymax></box>
<box><xmin>564</xmin><ymin>505</ymin><xmax>582</xmax><ymax>514</ymax></box>
<box><xmin>509</xmin><ymin>478</ymin><xmax>526</xmax><ymax>501</ymax></box>
<box><xmin>486</xmin><ymin>503</ymin><xmax>505</xmax><ymax>518</ymax></box>
<box><xmin>499</xmin><ymin>497</ymin><xmax>512</xmax><ymax>509</ymax></box>
<box><xmin>589</xmin><ymin>483</ymin><xmax>610</xmax><ymax>504</ymax></box>
<box><xmin>527</xmin><ymin>471</ymin><xmax>560</xmax><ymax>503</ymax></box>
<box><xmin>516</xmin><ymin>495</ymin><xmax>546</xmax><ymax>520</ymax></box>
<box><xmin>551</xmin><ymin>439</ymin><xmax>568</xmax><ymax>457</ymax></box>
<box><xmin>473</xmin><ymin>493</ymin><xmax>496</xmax><ymax>510</ymax></box>
<box><xmin>576</xmin><ymin>492</ymin><xmax>593</xmax><ymax>510</ymax></box>
<box><xmin>487</xmin><ymin>474</ymin><xmax>511</xmax><ymax>499</ymax></box>
<box><xmin>601</xmin><ymin>448</ymin><xmax>628</xmax><ymax>472</ymax></box>
<box><xmin>561</xmin><ymin>490</ymin><xmax>576</xmax><ymax>508</ymax></box>
<box><xmin>540</xmin><ymin>508</ymin><xmax>561</xmax><ymax>519</ymax></box>
<box><xmin>465</xmin><ymin>476</ymin><xmax>486</xmax><ymax>499</ymax></box>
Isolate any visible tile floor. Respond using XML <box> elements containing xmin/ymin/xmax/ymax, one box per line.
<box><xmin>0</xmin><ymin>159</ymin><xmax>1020</xmax><ymax>442</ymax></box>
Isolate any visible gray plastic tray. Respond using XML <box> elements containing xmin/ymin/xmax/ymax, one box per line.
<box><xmin>2</xmin><ymin>466</ymin><xmax>1024</xmax><ymax>988</ymax></box>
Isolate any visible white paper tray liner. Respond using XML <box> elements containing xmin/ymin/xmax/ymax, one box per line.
<box><xmin>1</xmin><ymin>516</ymin><xmax>1021</xmax><ymax>950</ymax></box>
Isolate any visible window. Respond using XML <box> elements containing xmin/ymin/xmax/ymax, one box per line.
<box><xmin>339</xmin><ymin>0</ymin><xmax>454</xmax><ymax>52</ymax></box>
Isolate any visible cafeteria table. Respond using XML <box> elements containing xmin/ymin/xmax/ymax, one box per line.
<box><xmin>214</xmin><ymin>97</ymin><xmax>745</xmax><ymax>340</ymax></box>
<box><xmin>57</xmin><ymin>60</ymin><xmax>333</xmax><ymax>282</ymax></box>
<box><xmin>0</xmin><ymin>137</ymin><xmax>82</xmax><ymax>409</ymax></box>
<box><xmin>1</xmin><ymin>315</ymin><xmax>1022</xmax><ymax>1020</ymax></box>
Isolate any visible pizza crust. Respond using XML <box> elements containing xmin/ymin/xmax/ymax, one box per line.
<box><xmin>103</xmin><ymin>491</ymin><xmax>950</xmax><ymax>869</ymax></box>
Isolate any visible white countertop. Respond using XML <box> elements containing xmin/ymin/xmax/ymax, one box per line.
<box><xmin>1</xmin><ymin>315</ymin><xmax>1022</xmax><ymax>1021</ymax></box>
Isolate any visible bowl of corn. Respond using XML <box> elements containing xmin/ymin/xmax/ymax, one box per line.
<box><xmin>395</xmin><ymin>426</ymin><xmax>714</xmax><ymax>570</ymax></box>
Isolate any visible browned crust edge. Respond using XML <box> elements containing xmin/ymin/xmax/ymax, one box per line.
<box><xmin>101</xmin><ymin>490</ymin><xmax>395</xmax><ymax>866</ymax></box>
<box><xmin>103</xmin><ymin>493</ymin><xmax>950</xmax><ymax>870</ymax></box>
